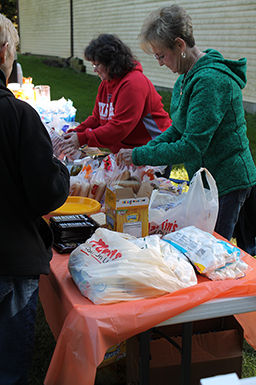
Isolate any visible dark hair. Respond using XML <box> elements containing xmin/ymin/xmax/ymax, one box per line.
<box><xmin>84</xmin><ymin>34</ymin><xmax>137</xmax><ymax>79</ymax></box>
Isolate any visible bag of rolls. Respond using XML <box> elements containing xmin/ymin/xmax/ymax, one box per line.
<box><xmin>69</xmin><ymin>176</ymin><xmax>90</xmax><ymax>197</ymax></box>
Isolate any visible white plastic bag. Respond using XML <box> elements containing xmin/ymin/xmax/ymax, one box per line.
<box><xmin>129</xmin><ymin>235</ymin><xmax>197</xmax><ymax>286</ymax></box>
<box><xmin>149</xmin><ymin>168</ymin><xmax>218</xmax><ymax>236</ymax></box>
<box><xmin>68</xmin><ymin>228</ymin><xmax>197</xmax><ymax>304</ymax></box>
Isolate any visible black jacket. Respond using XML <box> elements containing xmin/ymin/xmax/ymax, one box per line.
<box><xmin>0</xmin><ymin>70</ymin><xmax>70</xmax><ymax>275</ymax></box>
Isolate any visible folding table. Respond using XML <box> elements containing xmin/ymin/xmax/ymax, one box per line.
<box><xmin>138</xmin><ymin>296</ymin><xmax>256</xmax><ymax>385</ymax></box>
<box><xmin>39</xmin><ymin>237</ymin><xmax>256</xmax><ymax>385</ymax></box>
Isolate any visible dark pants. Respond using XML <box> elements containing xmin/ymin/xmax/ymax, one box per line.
<box><xmin>233</xmin><ymin>185</ymin><xmax>256</xmax><ymax>256</ymax></box>
<box><xmin>214</xmin><ymin>187</ymin><xmax>254</xmax><ymax>254</ymax></box>
<box><xmin>0</xmin><ymin>275</ymin><xmax>39</xmax><ymax>385</ymax></box>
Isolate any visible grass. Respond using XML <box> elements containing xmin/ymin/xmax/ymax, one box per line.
<box><xmin>28</xmin><ymin>300</ymin><xmax>55</xmax><ymax>385</ymax></box>
<box><xmin>18</xmin><ymin>54</ymin><xmax>101</xmax><ymax>122</ymax></box>
<box><xmin>243</xmin><ymin>340</ymin><xmax>256</xmax><ymax>378</ymax></box>
<box><xmin>16</xmin><ymin>54</ymin><xmax>256</xmax><ymax>383</ymax></box>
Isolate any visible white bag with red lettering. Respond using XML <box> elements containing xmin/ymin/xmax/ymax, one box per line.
<box><xmin>68</xmin><ymin>228</ymin><xmax>197</xmax><ymax>304</ymax></box>
<box><xmin>149</xmin><ymin>168</ymin><xmax>218</xmax><ymax>236</ymax></box>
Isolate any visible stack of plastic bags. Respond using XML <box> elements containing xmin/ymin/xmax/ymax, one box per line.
<box><xmin>37</xmin><ymin>97</ymin><xmax>77</xmax><ymax>125</ymax></box>
<box><xmin>68</xmin><ymin>226</ymin><xmax>250</xmax><ymax>304</ymax></box>
<box><xmin>163</xmin><ymin>226</ymin><xmax>249</xmax><ymax>280</ymax></box>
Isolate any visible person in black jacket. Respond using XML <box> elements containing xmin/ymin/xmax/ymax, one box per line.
<box><xmin>0</xmin><ymin>14</ymin><xmax>70</xmax><ymax>384</ymax></box>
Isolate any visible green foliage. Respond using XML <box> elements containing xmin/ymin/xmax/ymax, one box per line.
<box><xmin>243</xmin><ymin>340</ymin><xmax>256</xmax><ymax>378</ymax></box>
<box><xmin>0</xmin><ymin>0</ymin><xmax>17</xmax><ymax>24</ymax></box>
<box><xmin>170</xmin><ymin>164</ymin><xmax>189</xmax><ymax>181</ymax></box>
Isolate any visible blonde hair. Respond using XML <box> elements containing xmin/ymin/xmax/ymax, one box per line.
<box><xmin>138</xmin><ymin>4</ymin><xmax>195</xmax><ymax>54</ymax></box>
<box><xmin>0</xmin><ymin>13</ymin><xmax>19</xmax><ymax>54</ymax></box>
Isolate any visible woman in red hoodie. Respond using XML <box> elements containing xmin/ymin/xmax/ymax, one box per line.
<box><xmin>61</xmin><ymin>34</ymin><xmax>172</xmax><ymax>156</ymax></box>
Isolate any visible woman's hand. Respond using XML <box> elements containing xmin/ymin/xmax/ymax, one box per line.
<box><xmin>60</xmin><ymin>132</ymin><xmax>80</xmax><ymax>156</ymax></box>
<box><xmin>116</xmin><ymin>148</ymin><xmax>134</xmax><ymax>166</ymax></box>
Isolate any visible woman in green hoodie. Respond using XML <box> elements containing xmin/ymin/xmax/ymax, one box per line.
<box><xmin>117</xmin><ymin>4</ymin><xmax>256</xmax><ymax>254</ymax></box>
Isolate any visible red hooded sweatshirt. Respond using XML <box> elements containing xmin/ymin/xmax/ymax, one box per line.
<box><xmin>71</xmin><ymin>62</ymin><xmax>172</xmax><ymax>153</ymax></box>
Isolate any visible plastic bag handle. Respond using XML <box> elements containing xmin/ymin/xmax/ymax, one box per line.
<box><xmin>191</xmin><ymin>167</ymin><xmax>218</xmax><ymax>200</ymax></box>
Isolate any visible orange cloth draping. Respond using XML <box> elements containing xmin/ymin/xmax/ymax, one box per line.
<box><xmin>40</xmin><ymin>235</ymin><xmax>256</xmax><ymax>385</ymax></box>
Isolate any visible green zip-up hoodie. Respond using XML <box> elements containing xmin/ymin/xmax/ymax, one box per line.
<box><xmin>132</xmin><ymin>49</ymin><xmax>256</xmax><ymax>196</ymax></box>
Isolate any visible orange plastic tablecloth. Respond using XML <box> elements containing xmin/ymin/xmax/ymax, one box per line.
<box><xmin>39</xmin><ymin>235</ymin><xmax>256</xmax><ymax>385</ymax></box>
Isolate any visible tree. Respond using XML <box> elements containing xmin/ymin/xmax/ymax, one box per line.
<box><xmin>0</xmin><ymin>0</ymin><xmax>17</xmax><ymax>24</ymax></box>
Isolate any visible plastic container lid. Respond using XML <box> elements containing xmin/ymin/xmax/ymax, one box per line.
<box><xmin>49</xmin><ymin>196</ymin><xmax>101</xmax><ymax>216</ymax></box>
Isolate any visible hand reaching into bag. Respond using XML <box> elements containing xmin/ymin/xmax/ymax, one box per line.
<box><xmin>60</xmin><ymin>132</ymin><xmax>80</xmax><ymax>156</ymax></box>
<box><xmin>116</xmin><ymin>148</ymin><xmax>134</xmax><ymax>166</ymax></box>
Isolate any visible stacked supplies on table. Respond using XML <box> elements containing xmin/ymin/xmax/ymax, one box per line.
<box><xmin>50</xmin><ymin>214</ymin><xmax>99</xmax><ymax>253</ymax></box>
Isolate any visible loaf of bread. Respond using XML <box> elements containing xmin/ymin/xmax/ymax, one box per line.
<box><xmin>111</xmin><ymin>169</ymin><xmax>131</xmax><ymax>183</ymax></box>
<box><xmin>119</xmin><ymin>169</ymin><xmax>131</xmax><ymax>181</ymax></box>
<box><xmin>69</xmin><ymin>176</ymin><xmax>91</xmax><ymax>197</ymax></box>
<box><xmin>79</xmin><ymin>180</ymin><xmax>90</xmax><ymax>197</ymax></box>
<box><xmin>115</xmin><ymin>179</ymin><xmax>141</xmax><ymax>195</ymax></box>
<box><xmin>88</xmin><ymin>181</ymin><xmax>107</xmax><ymax>202</ymax></box>
<box><xmin>69</xmin><ymin>179</ymin><xmax>81</xmax><ymax>196</ymax></box>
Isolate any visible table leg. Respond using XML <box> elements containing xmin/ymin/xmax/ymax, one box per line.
<box><xmin>139</xmin><ymin>329</ymin><xmax>151</xmax><ymax>385</ymax></box>
<box><xmin>181</xmin><ymin>321</ymin><xmax>193</xmax><ymax>385</ymax></box>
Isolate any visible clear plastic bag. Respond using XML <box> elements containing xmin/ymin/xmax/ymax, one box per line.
<box><xmin>69</xmin><ymin>176</ymin><xmax>90</xmax><ymax>197</ymax></box>
<box><xmin>46</xmin><ymin>127</ymin><xmax>65</xmax><ymax>160</ymax></box>
<box><xmin>88</xmin><ymin>168</ymin><xmax>107</xmax><ymax>203</ymax></box>
<box><xmin>163</xmin><ymin>226</ymin><xmax>250</xmax><ymax>280</ymax></box>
